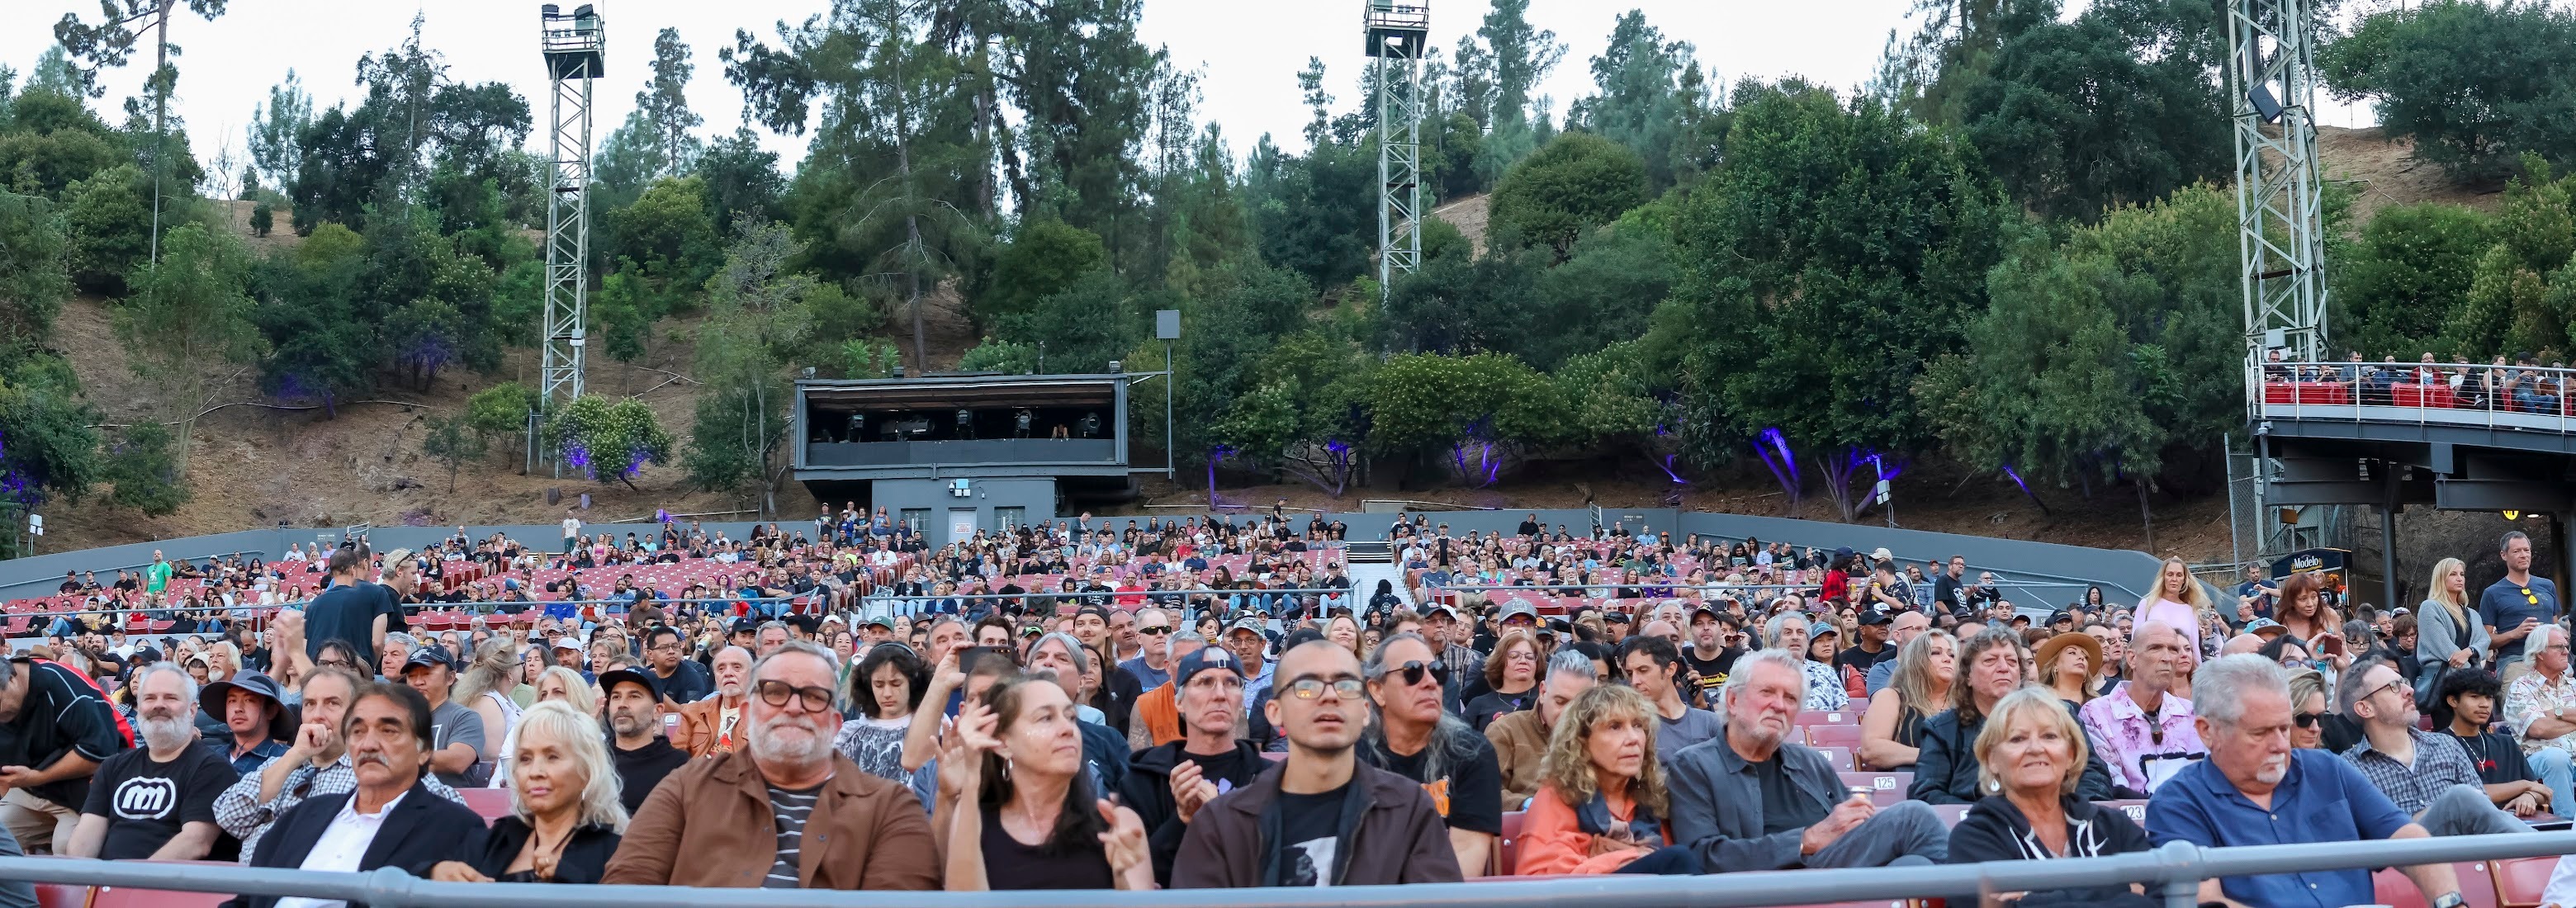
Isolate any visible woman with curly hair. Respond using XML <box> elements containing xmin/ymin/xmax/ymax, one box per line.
<box><xmin>1512</xmin><ymin>684</ymin><xmax>1698</xmax><ymax>876</ymax></box>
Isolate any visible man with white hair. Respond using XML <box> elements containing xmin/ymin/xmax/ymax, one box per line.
<box><xmin>64</xmin><ymin>664</ymin><xmax>236</xmax><ymax>859</ymax></box>
<box><xmin>1763</xmin><ymin>612</ymin><xmax>1848</xmax><ymax>712</ymax></box>
<box><xmin>605</xmin><ymin>641</ymin><xmax>938</xmax><ymax>889</ymax></box>
<box><xmin>2504</xmin><ymin>622</ymin><xmax>2576</xmax><ymax>812</ymax></box>
<box><xmin>1667</xmin><ymin>649</ymin><xmax>1946</xmax><ymax>871</ymax></box>
<box><xmin>2146</xmin><ymin>654</ymin><xmax>2466</xmax><ymax>908</ymax></box>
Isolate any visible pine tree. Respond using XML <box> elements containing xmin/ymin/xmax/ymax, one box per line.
<box><xmin>636</xmin><ymin>27</ymin><xmax>704</xmax><ymax>177</ymax></box>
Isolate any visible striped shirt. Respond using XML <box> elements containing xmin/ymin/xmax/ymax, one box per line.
<box><xmin>764</xmin><ymin>783</ymin><xmax>822</xmax><ymax>887</ymax></box>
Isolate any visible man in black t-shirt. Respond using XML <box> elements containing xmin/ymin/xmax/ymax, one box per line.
<box><xmin>2432</xmin><ymin>668</ymin><xmax>2554</xmax><ymax>817</ymax></box>
<box><xmin>1835</xmin><ymin>605</ymin><xmax>1900</xmax><ymax>679</ymax></box>
<box><xmin>1357</xmin><ymin>634</ymin><xmax>1502</xmax><ymax>874</ymax></box>
<box><xmin>301</xmin><ymin>548</ymin><xmax>389</xmax><ymax>673</ymax></box>
<box><xmin>0</xmin><ymin>656</ymin><xmax>130</xmax><ymax>852</ymax></box>
<box><xmin>66</xmin><ymin>664</ymin><xmax>234</xmax><ymax>860</ymax></box>
<box><xmin>1683</xmin><ymin>605</ymin><xmax>1745</xmax><ymax>708</ymax></box>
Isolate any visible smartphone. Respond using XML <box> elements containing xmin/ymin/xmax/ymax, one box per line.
<box><xmin>2318</xmin><ymin>636</ymin><xmax>2344</xmax><ymax>656</ymax></box>
<box><xmin>959</xmin><ymin>645</ymin><xmax>1015</xmax><ymax>671</ymax></box>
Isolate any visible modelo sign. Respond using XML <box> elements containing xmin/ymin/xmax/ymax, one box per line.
<box><xmin>2269</xmin><ymin>547</ymin><xmax>2348</xmax><ymax>580</ymax></box>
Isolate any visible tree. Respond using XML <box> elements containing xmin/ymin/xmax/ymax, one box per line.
<box><xmin>1953</xmin><ymin>0</ymin><xmax>2229</xmax><ymax>221</ymax></box>
<box><xmin>289</xmin><ymin>17</ymin><xmax>533</xmax><ymax>233</ymax></box>
<box><xmin>1383</xmin><ymin>245</ymin><xmax>1542</xmax><ymax>356</ymax></box>
<box><xmin>1567</xmin><ymin>11</ymin><xmax>1706</xmax><ymax>192</ymax></box>
<box><xmin>1486</xmin><ymin>131</ymin><xmax>1647</xmax><ymax>257</ymax></box>
<box><xmin>955</xmin><ymin>338</ymin><xmax>1039</xmax><ymax>374</ymax></box>
<box><xmin>0</xmin><ymin>87</ymin><xmax>125</xmax><ymax>201</ymax></box>
<box><xmin>464</xmin><ymin>381</ymin><xmax>537</xmax><ymax>453</ymax></box>
<box><xmin>61</xmin><ymin>163</ymin><xmax>148</xmax><ymax>296</ymax></box>
<box><xmin>545</xmin><ymin>394</ymin><xmax>675</xmax><ymax>489</ymax></box>
<box><xmin>636</xmin><ymin>27</ymin><xmax>704</xmax><ymax>176</ymax></box>
<box><xmin>692</xmin><ymin>125</ymin><xmax>784</xmax><ymax>234</ymax></box>
<box><xmin>419</xmin><ymin>414</ymin><xmax>485</xmax><ymax>493</ymax></box>
<box><xmin>1363</xmin><ymin>352</ymin><xmax>1560</xmax><ymax>486</ymax></box>
<box><xmin>1472</xmin><ymin>0</ymin><xmax>1568</xmax><ymax>182</ymax></box>
<box><xmin>54</xmin><ymin>0</ymin><xmax>235</xmax><ymax>266</ymax></box>
<box><xmin>990</xmin><ymin>271</ymin><xmax>1148</xmax><ymax>374</ymax></box>
<box><xmin>683</xmin><ymin>222</ymin><xmax>814</xmax><ymax>507</ymax></box>
<box><xmin>2441</xmin><ymin>158</ymin><xmax>2576</xmax><ymax>357</ymax></box>
<box><xmin>97</xmin><ymin>422</ymin><xmax>186</xmax><ymax>515</ymax></box>
<box><xmin>2338</xmin><ymin>203</ymin><xmax>2493</xmax><ymax>358</ymax></box>
<box><xmin>979</xmin><ymin>220</ymin><xmax>1106</xmax><ymax>321</ymax></box>
<box><xmin>247</xmin><ymin>69</ymin><xmax>311</xmax><ymax>193</ymax></box>
<box><xmin>0</xmin><ymin>190</ymin><xmax>73</xmax><ymax>350</ymax></box>
<box><xmin>116</xmin><ymin>222</ymin><xmax>268</xmax><ymax>469</ymax></box>
<box><xmin>2323</xmin><ymin>1</ymin><xmax>2576</xmax><ymax>183</ymax></box>
<box><xmin>1670</xmin><ymin>80</ymin><xmax>2009</xmax><ymax>473</ymax></box>
<box><xmin>0</xmin><ymin>376</ymin><xmax>104</xmax><ymax>508</ymax></box>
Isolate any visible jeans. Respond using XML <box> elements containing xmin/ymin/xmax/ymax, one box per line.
<box><xmin>2416</xmin><ymin>783</ymin><xmax>2530</xmax><ymax>836</ymax></box>
<box><xmin>2533</xmin><ymin>749</ymin><xmax>2576</xmax><ymax>821</ymax></box>
<box><xmin>1807</xmin><ymin>800</ymin><xmax>1950</xmax><ymax>868</ymax></box>
<box><xmin>1615</xmin><ymin>845</ymin><xmax>1702</xmax><ymax>875</ymax></box>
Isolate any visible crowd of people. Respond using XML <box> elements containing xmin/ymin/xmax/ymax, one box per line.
<box><xmin>0</xmin><ymin>514</ymin><xmax>2571</xmax><ymax>907</ymax></box>
<box><xmin>2264</xmin><ymin>350</ymin><xmax>2574</xmax><ymax>414</ymax></box>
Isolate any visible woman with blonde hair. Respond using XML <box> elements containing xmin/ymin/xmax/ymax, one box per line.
<box><xmin>1944</xmin><ymin>688</ymin><xmax>2152</xmax><ymax>906</ymax></box>
<box><xmin>1862</xmin><ymin>629</ymin><xmax>1956</xmax><ymax>770</ymax></box>
<box><xmin>2415</xmin><ymin>556</ymin><xmax>2488</xmax><ymax>699</ymax></box>
<box><xmin>2138</xmin><ymin>556</ymin><xmax>2211</xmax><ymax>661</ymax></box>
<box><xmin>1513</xmin><ymin>684</ymin><xmax>1697</xmax><ymax>875</ymax></box>
<box><xmin>452</xmin><ymin>639</ymin><xmax>525</xmax><ymax>782</ymax></box>
<box><xmin>431</xmin><ymin>701</ymin><xmax>625</xmax><ymax>884</ymax></box>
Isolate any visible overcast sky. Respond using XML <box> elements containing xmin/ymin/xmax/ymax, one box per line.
<box><xmin>0</xmin><ymin>0</ymin><xmax>2375</xmax><ymax>184</ymax></box>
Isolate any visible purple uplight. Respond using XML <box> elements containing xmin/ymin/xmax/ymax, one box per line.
<box><xmin>2001</xmin><ymin>464</ymin><xmax>2031</xmax><ymax>496</ymax></box>
<box><xmin>1657</xmin><ymin>454</ymin><xmax>1688</xmax><ymax>485</ymax></box>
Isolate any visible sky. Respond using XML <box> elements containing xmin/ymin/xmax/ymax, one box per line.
<box><xmin>0</xmin><ymin>0</ymin><xmax>2376</xmax><ymax>184</ymax></box>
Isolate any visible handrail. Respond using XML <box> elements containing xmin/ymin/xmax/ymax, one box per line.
<box><xmin>0</xmin><ymin>832</ymin><xmax>2565</xmax><ymax>908</ymax></box>
<box><xmin>2252</xmin><ymin>358</ymin><xmax>2576</xmax><ymax>433</ymax></box>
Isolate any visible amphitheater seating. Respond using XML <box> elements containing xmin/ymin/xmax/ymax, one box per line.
<box><xmin>33</xmin><ymin>882</ymin><xmax>85</xmax><ymax>908</ymax></box>
<box><xmin>1840</xmin><ymin>772</ymin><xmax>1913</xmax><ymax>806</ymax></box>
<box><xmin>1805</xmin><ymin>723</ymin><xmax>1863</xmax><ymax>750</ymax></box>
<box><xmin>2493</xmin><ymin>855</ymin><xmax>2559</xmax><ymax>908</ymax></box>
<box><xmin>458</xmin><ymin>787</ymin><xmax>514</xmax><ymax>824</ymax></box>
<box><xmin>91</xmin><ymin>886</ymin><xmax>223</xmax><ymax>908</ymax></box>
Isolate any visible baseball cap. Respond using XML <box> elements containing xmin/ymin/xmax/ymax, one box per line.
<box><xmin>1076</xmin><ymin>605</ymin><xmax>1112</xmax><ymax>624</ymax></box>
<box><xmin>1858</xmin><ymin>604</ymin><xmax>1895</xmax><ymax>627</ymax></box>
<box><xmin>861</xmin><ymin>614</ymin><xmax>894</xmax><ymax>630</ymax></box>
<box><xmin>2046</xmin><ymin>609</ymin><xmax>2073</xmax><ymax>626</ymax></box>
<box><xmin>402</xmin><ymin>646</ymin><xmax>455</xmax><ymax>672</ymax></box>
<box><xmin>730</xmin><ymin>617</ymin><xmax>760</xmax><ymax>635</ymax></box>
<box><xmin>597</xmin><ymin>666</ymin><xmax>663</xmax><ymax>702</ymax></box>
<box><xmin>1227</xmin><ymin>616</ymin><xmax>1268</xmax><ymax>638</ymax></box>
<box><xmin>1870</xmin><ymin>547</ymin><xmax>1894</xmax><ymax>564</ymax></box>
<box><xmin>1499</xmin><ymin>600</ymin><xmax>1538</xmax><ymax>625</ymax></box>
<box><xmin>552</xmin><ymin>637</ymin><xmax>585</xmax><ymax>653</ymax></box>
<box><xmin>2245</xmin><ymin>617</ymin><xmax>2289</xmax><ymax>637</ymax></box>
<box><xmin>1173</xmin><ymin>646</ymin><xmax>1244</xmax><ymax>688</ymax></box>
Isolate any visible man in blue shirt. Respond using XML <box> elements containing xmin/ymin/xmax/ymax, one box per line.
<box><xmin>2480</xmin><ymin>531</ymin><xmax>2559</xmax><ymax>669</ymax></box>
<box><xmin>2147</xmin><ymin>654</ymin><xmax>2465</xmax><ymax>908</ymax></box>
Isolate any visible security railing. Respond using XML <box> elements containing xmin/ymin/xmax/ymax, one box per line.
<box><xmin>2252</xmin><ymin>359</ymin><xmax>2576</xmax><ymax>433</ymax></box>
<box><xmin>3</xmin><ymin>831</ymin><xmax>2568</xmax><ymax>908</ymax></box>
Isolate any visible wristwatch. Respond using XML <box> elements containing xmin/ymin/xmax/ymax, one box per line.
<box><xmin>2433</xmin><ymin>892</ymin><xmax>2468</xmax><ymax>908</ymax></box>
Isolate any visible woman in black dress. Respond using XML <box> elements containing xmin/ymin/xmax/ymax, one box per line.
<box><xmin>935</xmin><ymin>674</ymin><xmax>1152</xmax><ymax>890</ymax></box>
<box><xmin>430</xmin><ymin>701</ymin><xmax>623</xmax><ymax>884</ymax></box>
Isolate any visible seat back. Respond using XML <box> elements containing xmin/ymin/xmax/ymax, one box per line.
<box><xmin>1805</xmin><ymin>723</ymin><xmax>1863</xmax><ymax>750</ymax></box>
<box><xmin>32</xmin><ymin>883</ymin><xmax>88</xmax><ymax>908</ymax></box>
<box><xmin>91</xmin><ymin>887</ymin><xmax>225</xmax><ymax>908</ymax></box>
<box><xmin>1496</xmin><ymin>809</ymin><xmax>1525</xmax><ymax>876</ymax></box>
<box><xmin>1813</xmin><ymin>745</ymin><xmax>1854</xmax><ymax>770</ymax></box>
<box><xmin>2493</xmin><ymin>855</ymin><xmax>2562</xmax><ymax>908</ymax></box>
<box><xmin>1794</xmin><ymin>710</ymin><xmax>1858</xmax><ymax>726</ymax></box>
<box><xmin>457</xmin><ymin>787</ymin><xmax>513</xmax><ymax>824</ymax></box>
<box><xmin>1838</xmin><ymin>772</ymin><xmax>1912</xmax><ymax>806</ymax></box>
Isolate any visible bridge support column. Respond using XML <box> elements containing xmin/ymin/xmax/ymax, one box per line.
<box><xmin>2381</xmin><ymin>478</ymin><xmax>2400</xmax><ymax>613</ymax></box>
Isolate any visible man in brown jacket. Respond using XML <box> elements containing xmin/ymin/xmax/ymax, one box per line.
<box><xmin>1172</xmin><ymin>640</ymin><xmax>1462</xmax><ymax>887</ymax></box>
<box><xmin>1485</xmin><ymin>650</ymin><xmax>1598</xmax><ymax>807</ymax></box>
<box><xmin>671</xmin><ymin>646</ymin><xmax>752</xmax><ymax>758</ymax></box>
<box><xmin>605</xmin><ymin>641</ymin><xmax>938</xmax><ymax>889</ymax></box>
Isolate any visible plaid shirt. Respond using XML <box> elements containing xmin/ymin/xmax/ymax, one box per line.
<box><xmin>2339</xmin><ymin>726</ymin><xmax>2482</xmax><ymax>815</ymax></box>
<box><xmin>2507</xmin><ymin>669</ymin><xmax>2576</xmax><ymax>758</ymax></box>
<box><xmin>211</xmin><ymin>754</ymin><xmax>466</xmax><ymax>863</ymax></box>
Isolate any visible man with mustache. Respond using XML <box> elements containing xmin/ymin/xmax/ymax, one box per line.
<box><xmin>64</xmin><ymin>664</ymin><xmax>236</xmax><ymax>860</ymax></box>
<box><xmin>605</xmin><ymin>641</ymin><xmax>937</xmax><ymax>889</ymax></box>
<box><xmin>2146</xmin><ymin>654</ymin><xmax>2468</xmax><ymax>908</ymax></box>
<box><xmin>211</xmin><ymin>668</ymin><xmax>466</xmax><ymax>863</ymax></box>
<box><xmin>238</xmin><ymin>682</ymin><xmax>483</xmax><ymax>908</ymax></box>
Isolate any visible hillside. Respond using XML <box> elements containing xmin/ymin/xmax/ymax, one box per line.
<box><xmin>23</xmin><ymin>124</ymin><xmax>2481</xmax><ymax>557</ymax></box>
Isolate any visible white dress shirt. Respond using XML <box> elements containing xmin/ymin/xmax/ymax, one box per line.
<box><xmin>272</xmin><ymin>790</ymin><xmax>408</xmax><ymax>908</ymax></box>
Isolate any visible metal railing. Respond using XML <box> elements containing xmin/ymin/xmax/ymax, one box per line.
<box><xmin>2252</xmin><ymin>359</ymin><xmax>2576</xmax><ymax>433</ymax></box>
<box><xmin>2</xmin><ymin>831</ymin><xmax>2565</xmax><ymax>908</ymax></box>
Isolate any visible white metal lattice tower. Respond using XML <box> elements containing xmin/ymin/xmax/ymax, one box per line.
<box><xmin>2229</xmin><ymin>0</ymin><xmax>2329</xmax><ymax>375</ymax></box>
<box><xmin>540</xmin><ymin>4</ymin><xmax>604</xmax><ymax>413</ymax></box>
<box><xmin>1367</xmin><ymin>1</ymin><xmax>1428</xmax><ymax>300</ymax></box>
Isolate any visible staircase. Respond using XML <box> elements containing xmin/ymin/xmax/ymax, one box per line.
<box><xmin>1342</xmin><ymin>541</ymin><xmax>1413</xmax><ymax>612</ymax></box>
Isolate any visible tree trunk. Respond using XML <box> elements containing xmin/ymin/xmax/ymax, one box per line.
<box><xmin>149</xmin><ymin>0</ymin><xmax>172</xmax><ymax>265</ymax></box>
<box><xmin>2137</xmin><ymin>479</ymin><xmax>2157</xmax><ymax>554</ymax></box>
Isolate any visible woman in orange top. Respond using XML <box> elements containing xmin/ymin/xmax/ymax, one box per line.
<box><xmin>1513</xmin><ymin>684</ymin><xmax>1700</xmax><ymax>876</ymax></box>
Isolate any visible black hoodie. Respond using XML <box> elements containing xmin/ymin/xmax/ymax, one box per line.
<box><xmin>1119</xmin><ymin>738</ymin><xmax>1272</xmax><ymax>887</ymax></box>
<box><xmin>1945</xmin><ymin>795</ymin><xmax>2156</xmax><ymax>908</ymax></box>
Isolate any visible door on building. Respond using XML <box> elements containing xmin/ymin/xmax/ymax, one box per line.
<box><xmin>949</xmin><ymin>508</ymin><xmax>978</xmax><ymax>545</ymax></box>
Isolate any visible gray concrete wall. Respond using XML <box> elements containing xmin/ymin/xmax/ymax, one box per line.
<box><xmin>871</xmin><ymin>478</ymin><xmax>1058</xmax><ymax>550</ymax></box>
<box><xmin>1674</xmin><ymin>513</ymin><xmax>2167</xmax><ymax>608</ymax></box>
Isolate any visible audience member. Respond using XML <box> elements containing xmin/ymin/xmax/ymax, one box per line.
<box><xmin>1513</xmin><ymin>684</ymin><xmax>1698</xmax><ymax>875</ymax></box>
<box><xmin>2079</xmin><ymin>621</ymin><xmax>2204</xmax><ymax>797</ymax></box>
<box><xmin>65</xmin><ymin>664</ymin><xmax>235</xmax><ymax>860</ymax></box>
<box><xmin>2145</xmin><ymin>654</ymin><xmax>2466</xmax><ymax>908</ymax></box>
<box><xmin>2337</xmin><ymin>655</ymin><xmax>2528</xmax><ymax>836</ymax></box>
<box><xmin>2483</xmin><ymin>532</ymin><xmax>2558</xmax><ymax>669</ymax></box>
<box><xmin>1911</xmin><ymin>629</ymin><xmax>2114</xmax><ymax>803</ymax></box>
<box><xmin>932</xmin><ymin>675</ymin><xmax>1151</xmax><ymax>890</ymax></box>
<box><xmin>674</xmin><ymin>646</ymin><xmax>753</xmax><ymax>757</ymax></box>
<box><xmin>2416</xmin><ymin>557</ymin><xmax>2488</xmax><ymax>698</ymax></box>
<box><xmin>399</xmin><ymin>647</ymin><xmax>486</xmax><ymax>787</ymax></box>
<box><xmin>1119</xmin><ymin>646</ymin><xmax>1265</xmax><ymax>887</ymax></box>
<box><xmin>1462</xmin><ymin>631</ymin><xmax>1541</xmax><ymax>733</ymax></box>
<box><xmin>1945</xmin><ymin>688</ymin><xmax>2153</xmax><ymax>907</ymax></box>
<box><xmin>2033</xmin><ymin>631</ymin><xmax>2100</xmax><ymax>706</ymax></box>
<box><xmin>599</xmin><ymin>667</ymin><xmax>689</xmax><ymax>815</ymax></box>
<box><xmin>1488</xmin><ymin>650</ymin><xmax>1597</xmax><ymax>807</ymax></box>
<box><xmin>604</xmin><ymin>641</ymin><xmax>938</xmax><ymax>889</ymax></box>
<box><xmin>0</xmin><ymin>655</ymin><xmax>130</xmax><ymax>852</ymax></box>
<box><xmin>1667</xmin><ymin>649</ymin><xmax>1947</xmax><ymax>871</ymax></box>
<box><xmin>237</xmin><ymin>683</ymin><xmax>485</xmax><ymax>908</ymax></box>
<box><xmin>432</xmin><ymin>701</ymin><xmax>626</xmax><ymax>883</ymax></box>
<box><xmin>200</xmin><ymin>670</ymin><xmax>291</xmax><ymax>773</ymax></box>
<box><xmin>301</xmin><ymin>549</ymin><xmax>393</xmax><ymax>671</ymax></box>
<box><xmin>1171</xmin><ymin>640</ymin><xmax>1462</xmax><ymax>887</ymax></box>
<box><xmin>2432</xmin><ymin>669</ymin><xmax>2557</xmax><ymax>818</ymax></box>
<box><xmin>1863</xmin><ymin>610</ymin><xmax>1932</xmax><ymax>698</ymax></box>
<box><xmin>642</xmin><ymin>626</ymin><xmax>713</xmax><ymax>706</ymax></box>
<box><xmin>1360</xmin><ymin>633</ymin><xmax>1503</xmax><ymax>874</ymax></box>
<box><xmin>1618</xmin><ymin>635</ymin><xmax>1721</xmax><ymax>760</ymax></box>
<box><xmin>1861</xmin><ymin>630</ymin><xmax>1953</xmax><ymax>771</ymax></box>
<box><xmin>835</xmin><ymin>643</ymin><xmax>930</xmax><ymax>784</ymax></box>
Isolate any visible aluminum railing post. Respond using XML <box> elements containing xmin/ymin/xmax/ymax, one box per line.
<box><xmin>2156</xmin><ymin>840</ymin><xmax>2206</xmax><ymax>908</ymax></box>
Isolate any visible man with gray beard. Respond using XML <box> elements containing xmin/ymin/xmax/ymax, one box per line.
<box><xmin>605</xmin><ymin>641</ymin><xmax>938</xmax><ymax>889</ymax></box>
<box><xmin>64</xmin><ymin>664</ymin><xmax>236</xmax><ymax>860</ymax></box>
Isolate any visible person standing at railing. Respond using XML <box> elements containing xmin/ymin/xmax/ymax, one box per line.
<box><xmin>301</xmin><ymin>549</ymin><xmax>392</xmax><ymax>680</ymax></box>
<box><xmin>2483</xmin><ymin>532</ymin><xmax>2559</xmax><ymax>672</ymax></box>
<box><xmin>2145</xmin><ymin>654</ymin><xmax>2467</xmax><ymax>908</ymax></box>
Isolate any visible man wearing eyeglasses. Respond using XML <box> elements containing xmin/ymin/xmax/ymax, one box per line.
<box><xmin>2506</xmin><ymin>624</ymin><xmax>2576</xmax><ymax>812</ymax></box>
<box><xmin>2337</xmin><ymin>655</ymin><xmax>2529</xmax><ymax>837</ymax></box>
<box><xmin>1357</xmin><ymin>633</ymin><xmax>1503</xmax><ymax>876</ymax></box>
<box><xmin>642</xmin><ymin>626</ymin><xmax>712</xmax><ymax>706</ymax></box>
<box><xmin>607</xmin><ymin>641</ymin><xmax>938</xmax><ymax>890</ymax></box>
<box><xmin>2480</xmin><ymin>531</ymin><xmax>2559</xmax><ymax>669</ymax></box>
<box><xmin>1171</xmin><ymin>640</ymin><xmax>1462</xmax><ymax>887</ymax></box>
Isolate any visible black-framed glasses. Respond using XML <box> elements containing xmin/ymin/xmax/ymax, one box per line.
<box><xmin>2292</xmin><ymin>711</ymin><xmax>2323</xmax><ymax>729</ymax></box>
<box><xmin>1376</xmin><ymin>660</ymin><xmax>1435</xmax><ymax>687</ymax></box>
<box><xmin>755</xmin><ymin>679</ymin><xmax>835</xmax><ymax>712</ymax></box>
<box><xmin>315</xmin><ymin>658</ymin><xmax>354</xmax><ymax>669</ymax></box>
<box><xmin>2359</xmin><ymin>678</ymin><xmax>2410</xmax><ymax>704</ymax></box>
<box><xmin>1286</xmin><ymin>676</ymin><xmax>1366</xmax><ymax>700</ymax></box>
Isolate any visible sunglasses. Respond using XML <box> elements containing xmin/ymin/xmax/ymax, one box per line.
<box><xmin>1139</xmin><ymin>626</ymin><xmax>1172</xmax><ymax>636</ymax></box>
<box><xmin>2292</xmin><ymin>711</ymin><xmax>2323</xmax><ymax>729</ymax></box>
<box><xmin>1375</xmin><ymin>660</ymin><xmax>1437</xmax><ymax>687</ymax></box>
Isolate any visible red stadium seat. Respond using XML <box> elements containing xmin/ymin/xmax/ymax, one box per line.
<box><xmin>1814</xmin><ymin>745</ymin><xmax>1854</xmax><ymax>770</ymax></box>
<box><xmin>1796</xmin><ymin>710</ymin><xmax>1859</xmax><ymax>726</ymax></box>
<box><xmin>2375</xmin><ymin>864</ymin><xmax>2501</xmax><ymax>908</ymax></box>
<box><xmin>32</xmin><ymin>882</ymin><xmax>88</xmax><ymax>908</ymax></box>
<box><xmin>2494</xmin><ymin>855</ymin><xmax>2559</xmax><ymax>908</ymax></box>
<box><xmin>91</xmin><ymin>887</ymin><xmax>222</xmax><ymax>908</ymax></box>
<box><xmin>1806</xmin><ymin>724</ymin><xmax>1863</xmax><ymax>750</ymax></box>
<box><xmin>457</xmin><ymin>787</ymin><xmax>512</xmax><ymax>824</ymax></box>
<box><xmin>1497</xmin><ymin>810</ymin><xmax>1524</xmax><ymax>875</ymax></box>
<box><xmin>1930</xmin><ymin>803</ymin><xmax>1972</xmax><ymax>826</ymax></box>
